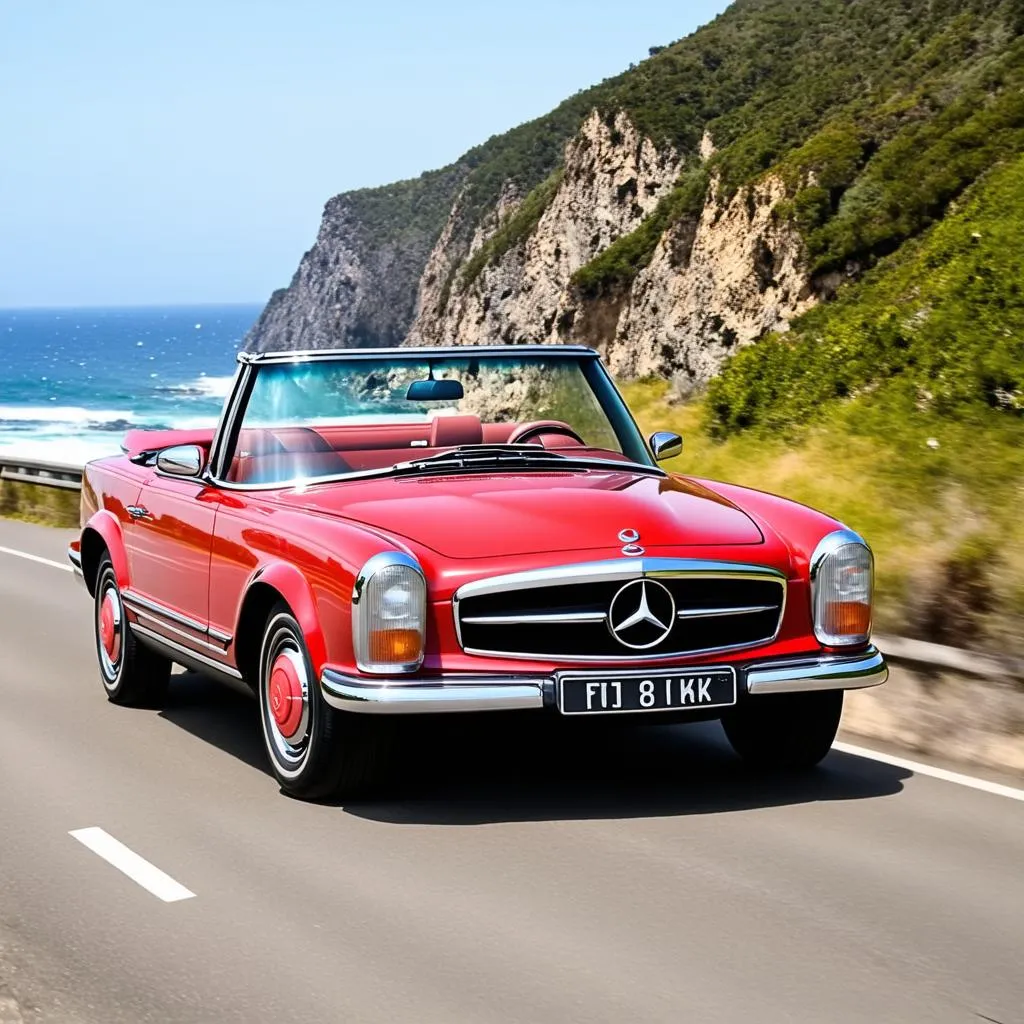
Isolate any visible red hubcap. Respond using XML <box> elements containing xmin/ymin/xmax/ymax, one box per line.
<box><xmin>100</xmin><ymin>593</ymin><xmax>118</xmax><ymax>659</ymax></box>
<box><xmin>269</xmin><ymin>652</ymin><xmax>304</xmax><ymax>739</ymax></box>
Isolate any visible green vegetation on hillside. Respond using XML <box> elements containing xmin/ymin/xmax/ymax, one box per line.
<box><xmin>570</xmin><ymin>167</ymin><xmax>709</xmax><ymax>298</ymax></box>
<box><xmin>569</xmin><ymin>2</ymin><xmax>1024</xmax><ymax>300</ymax></box>
<box><xmin>707</xmin><ymin>153</ymin><xmax>1024</xmax><ymax>434</ymax></box>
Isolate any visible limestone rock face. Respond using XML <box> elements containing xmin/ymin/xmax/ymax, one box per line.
<box><xmin>606</xmin><ymin>174</ymin><xmax>814</xmax><ymax>386</ymax></box>
<box><xmin>407</xmin><ymin>111</ymin><xmax>684</xmax><ymax>348</ymax></box>
<box><xmin>248</xmin><ymin>110</ymin><xmax>815</xmax><ymax>388</ymax></box>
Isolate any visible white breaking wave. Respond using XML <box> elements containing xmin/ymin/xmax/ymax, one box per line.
<box><xmin>0</xmin><ymin>437</ymin><xmax>121</xmax><ymax>465</ymax></box>
<box><xmin>0</xmin><ymin>405</ymin><xmax>138</xmax><ymax>426</ymax></box>
<box><xmin>0</xmin><ymin>405</ymin><xmax>219</xmax><ymax>430</ymax></box>
<box><xmin>161</xmin><ymin>374</ymin><xmax>235</xmax><ymax>399</ymax></box>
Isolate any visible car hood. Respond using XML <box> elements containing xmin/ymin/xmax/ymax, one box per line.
<box><xmin>271</xmin><ymin>468</ymin><xmax>764</xmax><ymax>558</ymax></box>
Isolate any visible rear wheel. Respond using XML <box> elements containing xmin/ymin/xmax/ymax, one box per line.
<box><xmin>721</xmin><ymin>690</ymin><xmax>843</xmax><ymax>771</ymax></box>
<box><xmin>258</xmin><ymin>604</ymin><xmax>390</xmax><ymax>800</ymax></box>
<box><xmin>94</xmin><ymin>556</ymin><xmax>171</xmax><ymax>707</ymax></box>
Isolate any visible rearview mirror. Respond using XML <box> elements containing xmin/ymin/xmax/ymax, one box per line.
<box><xmin>649</xmin><ymin>431</ymin><xmax>683</xmax><ymax>462</ymax></box>
<box><xmin>406</xmin><ymin>378</ymin><xmax>464</xmax><ymax>401</ymax></box>
<box><xmin>156</xmin><ymin>444</ymin><xmax>205</xmax><ymax>478</ymax></box>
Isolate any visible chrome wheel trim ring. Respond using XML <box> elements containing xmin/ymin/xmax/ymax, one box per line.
<box><xmin>263</xmin><ymin>635</ymin><xmax>311</xmax><ymax>770</ymax></box>
<box><xmin>97</xmin><ymin>579</ymin><xmax>124</xmax><ymax>687</ymax></box>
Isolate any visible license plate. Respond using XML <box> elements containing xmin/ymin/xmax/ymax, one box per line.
<box><xmin>557</xmin><ymin>667</ymin><xmax>736</xmax><ymax>715</ymax></box>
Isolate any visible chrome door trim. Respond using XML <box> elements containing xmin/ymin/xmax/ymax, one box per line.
<box><xmin>132</xmin><ymin>624</ymin><xmax>243</xmax><ymax>680</ymax></box>
<box><xmin>122</xmin><ymin>590</ymin><xmax>206</xmax><ymax>633</ymax></box>
<box><xmin>121</xmin><ymin>590</ymin><xmax>231</xmax><ymax>653</ymax></box>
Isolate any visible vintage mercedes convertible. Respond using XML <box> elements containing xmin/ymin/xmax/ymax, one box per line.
<box><xmin>69</xmin><ymin>345</ymin><xmax>887</xmax><ymax>799</ymax></box>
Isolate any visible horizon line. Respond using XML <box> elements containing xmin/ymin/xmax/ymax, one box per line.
<box><xmin>0</xmin><ymin>300</ymin><xmax>264</xmax><ymax>313</ymax></box>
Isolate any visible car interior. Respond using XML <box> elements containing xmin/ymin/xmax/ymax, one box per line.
<box><xmin>225</xmin><ymin>416</ymin><xmax>629</xmax><ymax>484</ymax></box>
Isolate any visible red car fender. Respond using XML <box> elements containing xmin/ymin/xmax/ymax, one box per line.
<box><xmin>242</xmin><ymin>561</ymin><xmax>329</xmax><ymax>677</ymax></box>
<box><xmin>81</xmin><ymin>509</ymin><xmax>130</xmax><ymax>591</ymax></box>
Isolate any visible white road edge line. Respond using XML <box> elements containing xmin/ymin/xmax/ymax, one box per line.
<box><xmin>69</xmin><ymin>827</ymin><xmax>196</xmax><ymax>903</ymax></box>
<box><xmin>833</xmin><ymin>741</ymin><xmax>1024</xmax><ymax>802</ymax></box>
<box><xmin>0</xmin><ymin>544</ymin><xmax>72</xmax><ymax>573</ymax></box>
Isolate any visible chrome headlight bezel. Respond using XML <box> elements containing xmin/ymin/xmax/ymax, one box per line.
<box><xmin>810</xmin><ymin>529</ymin><xmax>874</xmax><ymax>647</ymax></box>
<box><xmin>352</xmin><ymin>551</ymin><xmax>427</xmax><ymax>675</ymax></box>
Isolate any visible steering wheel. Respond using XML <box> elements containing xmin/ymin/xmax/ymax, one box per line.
<box><xmin>507</xmin><ymin>420</ymin><xmax>586</xmax><ymax>447</ymax></box>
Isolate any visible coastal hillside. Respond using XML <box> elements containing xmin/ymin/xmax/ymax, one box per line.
<box><xmin>246</xmin><ymin>0</ymin><xmax>1024</xmax><ymax>394</ymax></box>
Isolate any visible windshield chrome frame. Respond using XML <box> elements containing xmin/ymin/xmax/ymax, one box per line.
<box><xmin>208</xmin><ymin>347</ymin><xmax>660</xmax><ymax>492</ymax></box>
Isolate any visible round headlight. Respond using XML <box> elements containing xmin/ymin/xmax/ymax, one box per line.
<box><xmin>352</xmin><ymin>553</ymin><xmax>426</xmax><ymax>674</ymax></box>
<box><xmin>810</xmin><ymin>530</ymin><xmax>873</xmax><ymax>647</ymax></box>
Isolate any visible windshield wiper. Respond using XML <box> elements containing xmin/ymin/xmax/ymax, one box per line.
<box><xmin>388</xmin><ymin>445</ymin><xmax>665</xmax><ymax>479</ymax></box>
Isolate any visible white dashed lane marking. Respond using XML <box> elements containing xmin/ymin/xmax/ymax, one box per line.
<box><xmin>69</xmin><ymin>827</ymin><xmax>196</xmax><ymax>903</ymax></box>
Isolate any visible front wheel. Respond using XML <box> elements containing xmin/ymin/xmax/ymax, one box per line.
<box><xmin>721</xmin><ymin>690</ymin><xmax>843</xmax><ymax>771</ymax></box>
<box><xmin>258</xmin><ymin>604</ymin><xmax>390</xmax><ymax>800</ymax></box>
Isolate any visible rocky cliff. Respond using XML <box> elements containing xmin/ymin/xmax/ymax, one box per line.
<box><xmin>249</xmin><ymin>111</ymin><xmax>815</xmax><ymax>389</ymax></box>
<box><xmin>245</xmin><ymin>0</ymin><xmax>1023</xmax><ymax>391</ymax></box>
<box><xmin>407</xmin><ymin>111</ymin><xmax>683</xmax><ymax>349</ymax></box>
<box><xmin>406</xmin><ymin>114</ymin><xmax>813</xmax><ymax>390</ymax></box>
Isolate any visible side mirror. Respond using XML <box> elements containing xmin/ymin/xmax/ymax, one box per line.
<box><xmin>649</xmin><ymin>431</ymin><xmax>683</xmax><ymax>462</ymax></box>
<box><xmin>156</xmin><ymin>444</ymin><xmax>206</xmax><ymax>478</ymax></box>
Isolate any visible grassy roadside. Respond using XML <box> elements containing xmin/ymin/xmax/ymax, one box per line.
<box><xmin>0</xmin><ymin>480</ymin><xmax>80</xmax><ymax>528</ymax></box>
<box><xmin>622</xmin><ymin>379</ymin><xmax>1024</xmax><ymax>658</ymax></box>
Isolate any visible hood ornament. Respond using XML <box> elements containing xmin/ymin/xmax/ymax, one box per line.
<box><xmin>618</xmin><ymin>527</ymin><xmax>644</xmax><ymax>556</ymax></box>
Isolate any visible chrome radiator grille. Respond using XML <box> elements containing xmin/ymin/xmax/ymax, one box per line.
<box><xmin>454</xmin><ymin>560</ymin><xmax>786</xmax><ymax>661</ymax></box>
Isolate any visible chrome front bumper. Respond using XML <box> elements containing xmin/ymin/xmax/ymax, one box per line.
<box><xmin>320</xmin><ymin>646</ymin><xmax>888</xmax><ymax>715</ymax></box>
<box><xmin>67</xmin><ymin>541</ymin><xmax>85</xmax><ymax>585</ymax></box>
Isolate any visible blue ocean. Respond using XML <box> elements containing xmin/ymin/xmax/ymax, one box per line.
<box><xmin>0</xmin><ymin>304</ymin><xmax>261</xmax><ymax>464</ymax></box>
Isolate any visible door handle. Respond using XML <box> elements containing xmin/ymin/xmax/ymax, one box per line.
<box><xmin>127</xmin><ymin>505</ymin><xmax>151</xmax><ymax>521</ymax></box>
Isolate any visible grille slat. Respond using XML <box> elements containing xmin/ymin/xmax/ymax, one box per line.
<box><xmin>455</xmin><ymin>567</ymin><xmax>785</xmax><ymax>661</ymax></box>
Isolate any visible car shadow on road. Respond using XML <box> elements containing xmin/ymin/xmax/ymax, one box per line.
<box><xmin>344</xmin><ymin>716</ymin><xmax>910</xmax><ymax>825</ymax></box>
<box><xmin>158</xmin><ymin>670</ymin><xmax>271</xmax><ymax>778</ymax></box>
<box><xmin>156</xmin><ymin>673</ymin><xmax>910</xmax><ymax>823</ymax></box>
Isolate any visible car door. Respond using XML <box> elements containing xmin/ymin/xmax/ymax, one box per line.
<box><xmin>124</xmin><ymin>469</ymin><xmax>221</xmax><ymax>651</ymax></box>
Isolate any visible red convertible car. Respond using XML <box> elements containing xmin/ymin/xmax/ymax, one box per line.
<box><xmin>69</xmin><ymin>345</ymin><xmax>886</xmax><ymax>799</ymax></box>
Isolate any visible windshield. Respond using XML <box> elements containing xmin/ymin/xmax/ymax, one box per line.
<box><xmin>222</xmin><ymin>353</ymin><xmax>652</xmax><ymax>485</ymax></box>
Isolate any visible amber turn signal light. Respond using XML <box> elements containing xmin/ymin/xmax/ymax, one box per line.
<box><xmin>819</xmin><ymin>600</ymin><xmax>871</xmax><ymax>641</ymax></box>
<box><xmin>368</xmin><ymin>628</ymin><xmax>422</xmax><ymax>664</ymax></box>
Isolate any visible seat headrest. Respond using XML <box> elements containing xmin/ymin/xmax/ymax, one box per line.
<box><xmin>428</xmin><ymin>414</ymin><xmax>483</xmax><ymax>449</ymax></box>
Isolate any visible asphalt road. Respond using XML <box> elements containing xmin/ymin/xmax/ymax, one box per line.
<box><xmin>0</xmin><ymin>518</ymin><xmax>1022</xmax><ymax>1024</ymax></box>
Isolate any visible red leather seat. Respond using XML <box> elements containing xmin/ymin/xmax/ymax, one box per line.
<box><xmin>429</xmin><ymin>414</ymin><xmax>483</xmax><ymax>449</ymax></box>
<box><xmin>228</xmin><ymin>427</ymin><xmax>350</xmax><ymax>483</ymax></box>
<box><xmin>232</xmin><ymin>451</ymin><xmax>351</xmax><ymax>484</ymax></box>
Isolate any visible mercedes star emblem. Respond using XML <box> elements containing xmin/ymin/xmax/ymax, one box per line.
<box><xmin>607</xmin><ymin>579</ymin><xmax>675</xmax><ymax>649</ymax></box>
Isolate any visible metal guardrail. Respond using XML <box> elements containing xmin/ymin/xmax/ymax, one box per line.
<box><xmin>0</xmin><ymin>454</ymin><xmax>84</xmax><ymax>491</ymax></box>
<box><xmin>875</xmin><ymin>634</ymin><xmax>1023</xmax><ymax>683</ymax></box>
<box><xmin>2</xmin><ymin>455</ymin><xmax>1020</xmax><ymax>682</ymax></box>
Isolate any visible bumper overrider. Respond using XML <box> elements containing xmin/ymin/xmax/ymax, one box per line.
<box><xmin>320</xmin><ymin>646</ymin><xmax>888</xmax><ymax>715</ymax></box>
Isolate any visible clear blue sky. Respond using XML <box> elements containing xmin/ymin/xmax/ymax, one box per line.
<box><xmin>0</xmin><ymin>0</ymin><xmax>729</xmax><ymax>308</ymax></box>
